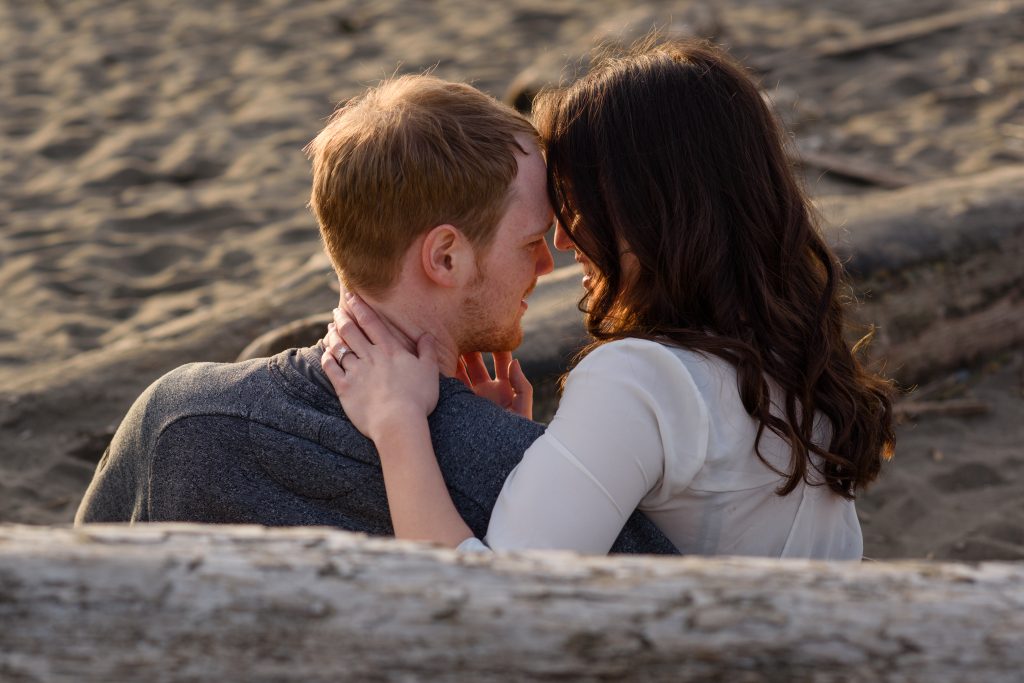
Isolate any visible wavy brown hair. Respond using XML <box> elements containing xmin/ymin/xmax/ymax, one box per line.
<box><xmin>533</xmin><ymin>39</ymin><xmax>894</xmax><ymax>498</ymax></box>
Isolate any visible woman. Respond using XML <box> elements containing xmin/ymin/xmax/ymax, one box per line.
<box><xmin>321</xmin><ymin>39</ymin><xmax>894</xmax><ymax>558</ymax></box>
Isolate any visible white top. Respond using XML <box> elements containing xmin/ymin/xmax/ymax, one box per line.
<box><xmin>459</xmin><ymin>338</ymin><xmax>862</xmax><ymax>559</ymax></box>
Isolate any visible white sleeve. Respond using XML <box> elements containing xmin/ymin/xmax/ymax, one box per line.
<box><xmin>483</xmin><ymin>339</ymin><xmax>709</xmax><ymax>554</ymax></box>
<box><xmin>455</xmin><ymin>537</ymin><xmax>493</xmax><ymax>553</ymax></box>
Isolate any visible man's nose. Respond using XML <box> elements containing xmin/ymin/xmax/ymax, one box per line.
<box><xmin>552</xmin><ymin>221</ymin><xmax>573</xmax><ymax>251</ymax></box>
<box><xmin>536</xmin><ymin>239</ymin><xmax>555</xmax><ymax>276</ymax></box>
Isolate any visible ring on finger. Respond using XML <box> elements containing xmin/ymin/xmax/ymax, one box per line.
<box><xmin>334</xmin><ymin>345</ymin><xmax>352</xmax><ymax>365</ymax></box>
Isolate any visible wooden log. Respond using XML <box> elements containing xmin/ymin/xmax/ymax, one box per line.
<box><xmin>2</xmin><ymin>523</ymin><xmax>1023</xmax><ymax>683</ymax></box>
<box><xmin>819</xmin><ymin>166</ymin><xmax>1024</xmax><ymax>384</ymax></box>
<box><xmin>753</xmin><ymin>0</ymin><xmax>1024</xmax><ymax>71</ymax></box>
<box><xmin>893</xmin><ymin>398</ymin><xmax>991</xmax><ymax>421</ymax></box>
<box><xmin>794</xmin><ymin>147</ymin><xmax>916</xmax><ymax>190</ymax></box>
<box><xmin>3</xmin><ymin>168</ymin><xmax>1019</xmax><ymax>510</ymax></box>
<box><xmin>811</xmin><ymin>1</ymin><xmax>1024</xmax><ymax>60</ymax></box>
<box><xmin>233</xmin><ymin>168</ymin><xmax>1023</xmax><ymax>414</ymax></box>
<box><xmin>235</xmin><ymin>312</ymin><xmax>331</xmax><ymax>362</ymax></box>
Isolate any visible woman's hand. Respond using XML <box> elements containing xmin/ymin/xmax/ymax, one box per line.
<box><xmin>456</xmin><ymin>352</ymin><xmax>534</xmax><ymax>420</ymax></box>
<box><xmin>320</xmin><ymin>295</ymin><xmax>440</xmax><ymax>444</ymax></box>
<box><xmin>321</xmin><ymin>296</ymin><xmax>475</xmax><ymax>548</ymax></box>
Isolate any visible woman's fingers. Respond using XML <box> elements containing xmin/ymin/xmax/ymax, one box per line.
<box><xmin>454</xmin><ymin>357</ymin><xmax>473</xmax><ymax>387</ymax></box>
<box><xmin>345</xmin><ymin>293</ymin><xmax>398</xmax><ymax>352</ymax></box>
<box><xmin>492</xmin><ymin>351</ymin><xmax>512</xmax><ymax>383</ymax></box>
<box><xmin>332</xmin><ymin>307</ymin><xmax>374</xmax><ymax>359</ymax></box>
<box><xmin>463</xmin><ymin>351</ymin><xmax>491</xmax><ymax>385</ymax></box>
<box><xmin>326</xmin><ymin>324</ymin><xmax>351</xmax><ymax>363</ymax></box>
<box><xmin>320</xmin><ymin>350</ymin><xmax>348</xmax><ymax>394</ymax></box>
<box><xmin>509</xmin><ymin>359</ymin><xmax>533</xmax><ymax>420</ymax></box>
<box><xmin>325</xmin><ymin>324</ymin><xmax>344</xmax><ymax>351</ymax></box>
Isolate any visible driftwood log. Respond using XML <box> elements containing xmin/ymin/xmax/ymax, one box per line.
<box><xmin>810</xmin><ymin>0</ymin><xmax>1024</xmax><ymax>61</ymax></box>
<box><xmin>793</xmin><ymin>147</ymin><xmax>916</xmax><ymax>190</ymax></box>
<box><xmin>752</xmin><ymin>1</ymin><xmax>1024</xmax><ymax>71</ymax></box>
<box><xmin>821</xmin><ymin>165</ymin><xmax>1024</xmax><ymax>384</ymax></box>
<box><xmin>2</xmin><ymin>523</ymin><xmax>1023</xmax><ymax>683</ymax></box>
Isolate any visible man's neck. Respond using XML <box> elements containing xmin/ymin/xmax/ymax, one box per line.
<box><xmin>354</xmin><ymin>293</ymin><xmax>461</xmax><ymax>377</ymax></box>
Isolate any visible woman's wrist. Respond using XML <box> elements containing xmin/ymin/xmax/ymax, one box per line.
<box><xmin>371</xmin><ymin>410</ymin><xmax>431</xmax><ymax>455</ymax></box>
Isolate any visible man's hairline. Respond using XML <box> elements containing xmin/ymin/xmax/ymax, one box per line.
<box><xmin>339</xmin><ymin>126</ymin><xmax>541</xmax><ymax>298</ymax></box>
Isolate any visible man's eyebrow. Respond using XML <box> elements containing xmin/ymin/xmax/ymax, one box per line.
<box><xmin>529</xmin><ymin>223</ymin><xmax>552</xmax><ymax>239</ymax></box>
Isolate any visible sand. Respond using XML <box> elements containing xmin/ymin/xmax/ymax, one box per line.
<box><xmin>1</xmin><ymin>0</ymin><xmax>1022</xmax><ymax>559</ymax></box>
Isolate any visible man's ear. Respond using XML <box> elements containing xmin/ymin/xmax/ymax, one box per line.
<box><xmin>420</xmin><ymin>224</ymin><xmax>476</xmax><ymax>288</ymax></box>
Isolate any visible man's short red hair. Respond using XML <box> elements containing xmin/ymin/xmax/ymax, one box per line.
<box><xmin>306</xmin><ymin>75</ymin><xmax>538</xmax><ymax>294</ymax></box>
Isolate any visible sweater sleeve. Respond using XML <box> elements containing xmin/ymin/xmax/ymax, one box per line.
<box><xmin>483</xmin><ymin>339</ymin><xmax>710</xmax><ymax>554</ymax></box>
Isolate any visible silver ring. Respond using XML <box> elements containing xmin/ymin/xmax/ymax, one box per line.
<box><xmin>335</xmin><ymin>345</ymin><xmax>350</xmax><ymax>364</ymax></box>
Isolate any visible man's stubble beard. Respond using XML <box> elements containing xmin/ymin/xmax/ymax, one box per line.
<box><xmin>456</xmin><ymin>270</ymin><xmax>524</xmax><ymax>354</ymax></box>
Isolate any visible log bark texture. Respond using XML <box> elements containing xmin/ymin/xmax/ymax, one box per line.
<box><xmin>820</xmin><ymin>165</ymin><xmax>1024</xmax><ymax>383</ymax></box>
<box><xmin>752</xmin><ymin>1</ymin><xmax>1024</xmax><ymax>71</ymax></box>
<box><xmin>1</xmin><ymin>524</ymin><xmax>1023</xmax><ymax>683</ymax></box>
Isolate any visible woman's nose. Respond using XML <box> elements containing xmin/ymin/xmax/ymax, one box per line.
<box><xmin>553</xmin><ymin>221</ymin><xmax>573</xmax><ymax>251</ymax></box>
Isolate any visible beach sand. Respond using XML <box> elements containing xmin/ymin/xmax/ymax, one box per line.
<box><xmin>1</xmin><ymin>0</ymin><xmax>1021</xmax><ymax>559</ymax></box>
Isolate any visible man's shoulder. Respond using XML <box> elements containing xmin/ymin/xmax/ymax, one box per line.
<box><xmin>75</xmin><ymin>349</ymin><xmax>334</xmax><ymax>525</ymax></box>
<box><xmin>429</xmin><ymin>378</ymin><xmax>545</xmax><ymax>463</ymax></box>
<box><xmin>124</xmin><ymin>348</ymin><xmax>331</xmax><ymax>452</ymax></box>
<box><xmin>139</xmin><ymin>355</ymin><xmax>274</xmax><ymax>423</ymax></box>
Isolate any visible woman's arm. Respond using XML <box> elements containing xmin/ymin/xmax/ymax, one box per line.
<box><xmin>320</xmin><ymin>294</ymin><xmax>526</xmax><ymax>548</ymax></box>
<box><xmin>481</xmin><ymin>340</ymin><xmax>709</xmax><ymax>553</ymax></box>
<box><xmin>365</xmin><ymin>408</ymin><xmax>477</xmax><ymax>547</ymax></box>
<box><xmin>322</xmin><ymin>300</ymin><xmax>705</xmax><ymax>554</ymax></box>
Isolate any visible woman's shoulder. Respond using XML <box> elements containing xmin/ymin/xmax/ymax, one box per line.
<box><xmin>574</xmin><ymin>337</ymin><xmax>712</xmax><ymax>378</ymax></box>
<box><xmin>568</xmin><ymin>338</ymin><xmax>713</xmax><ymax>408</ymax></box>
<box><xmin>570</xmin><ymin>338</ymin><xmax>744</xmax><ymax>423</ymax></box>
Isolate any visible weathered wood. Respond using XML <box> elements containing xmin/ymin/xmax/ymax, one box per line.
<box><xmin>753</xmin><ymin>0</ymin><xmax>1024</xmax><ymax>72</ymax></box>
<box><xmin>5</xmin><ymin>168</ymin><xmax>1018</xmax><ymax>499</ymax></box>
<box><xmin>236</xmin><ymin>313</ymin><xmax>332</xmax><ymax>362</ymax></box>
<box><xmin>1</xmin><ymin>524</ymin><xmax>1023</xmax><ymax>683</ymax></box>
<box><xmin>894</xmin><ymin>398</ymin><xmax>991</xmax><ymax>420</ymax></box>
<box><xmin>820</xmin><ymin>166</ymin><xmax>1024</xmax><ymax>384</ymax></box>
<box><xmin>811</xmin><ymin>1</ymin><xmax>1024</xmax><ymax>60</ymax></box>
<box><xmin>794</xmin><ymin>147</ymin><xmax>916</xmax><ymax>190</ymax></box>
<box><xmin>219</xmin><ymin>168</ymin><xmax>1023</xmax><ymax>418</ymax></box>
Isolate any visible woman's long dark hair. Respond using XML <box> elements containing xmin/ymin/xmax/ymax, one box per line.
<box><xmin>533</xmin><ymin>39</ymin><xmax>894</xmax><ymax>498</ymax></box>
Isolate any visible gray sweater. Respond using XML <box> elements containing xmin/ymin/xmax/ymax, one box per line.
<box><xmin>75</xmin><ymin>345</ymin><xmax>677</xmax><ymax>555</ymax></box>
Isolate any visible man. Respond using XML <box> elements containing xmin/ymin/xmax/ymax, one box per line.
<box><xmin>75</xmin><ymin>75</ymin><xmax>676</xmax><ymax>555</ymax></box>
